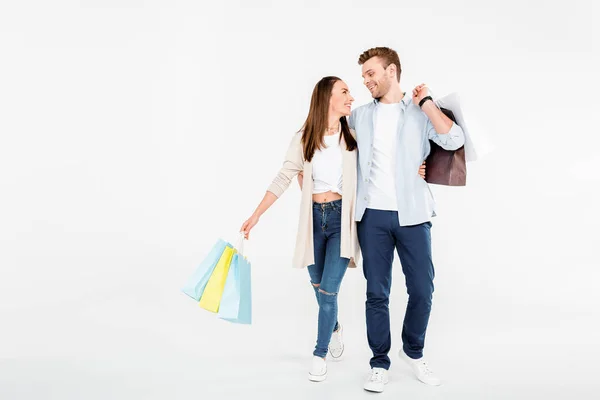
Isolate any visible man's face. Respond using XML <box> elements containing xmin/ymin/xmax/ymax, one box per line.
<box><xmin>361</xmin><ymin>56</ymin><xmax>393</xmax><ymax>99</ymax></box>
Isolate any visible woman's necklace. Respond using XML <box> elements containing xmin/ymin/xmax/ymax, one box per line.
<box><xmin>326</xmin><ymin>123</ymin><xmax>340</xmax><ymax>136</ymax></box>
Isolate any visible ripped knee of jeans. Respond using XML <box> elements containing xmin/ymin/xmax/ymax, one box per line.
<box><xmin>318</xmin><ymin>288</ymin><xmax>338</xmax><ymax>296</ymax></box>
<box><xmin>311</xmin><ymin>282</ymin><xmax>320</xmax><ymax>288</ymax></box>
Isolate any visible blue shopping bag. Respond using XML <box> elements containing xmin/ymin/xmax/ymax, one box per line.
<box><xmin>218</xmin><ymin>240</ymin><xmax>252</xmax><ymax>324</ymax></box>
<box><xmin>181</xmin><ymin>239</ymin><xmax>230</xmax><ymax>301</ymax></box>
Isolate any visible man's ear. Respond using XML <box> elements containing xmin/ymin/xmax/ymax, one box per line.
<box><xmin>387</xmin><ymin>64</ymin><xmax>397</xmax><ymax>80</ymax></box>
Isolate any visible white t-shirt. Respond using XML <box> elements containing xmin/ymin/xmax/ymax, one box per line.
<box><xmin>312</xmin><ymin>132</ymin><xmax>343</xmax><ymax>195</ymax></box>
<box><xmin>367</xmin><ymin>102</ymin><xmax>404</xmax><ymax>210</ymax></box>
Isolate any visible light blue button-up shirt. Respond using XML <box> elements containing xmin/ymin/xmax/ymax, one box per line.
<box><xmin>349</xmin><ymin>94</ymin><xmax>465</xmax><ymax>226</ymax></box>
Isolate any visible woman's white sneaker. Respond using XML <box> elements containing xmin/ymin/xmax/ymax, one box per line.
<box><xmin>363</xmin><ymin>367</ymin><xmax>389</xmax><ymax>392</ymax></box>
<box><xmin>328</xmin><ymin>324</ymin><xmax>344</xmax><ymax>359</ymax></box>
<box><xmin>308</xmin><ymin>356</ymin><xmax>327</xmax><ymax>382</ymax></box>
<box><xmin>399</xmin><ymin>349</ymin><xmax>441</xmax><ymax>386</ymax></box>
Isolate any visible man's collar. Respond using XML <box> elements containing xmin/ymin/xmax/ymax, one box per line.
<box><xmin>401</xmin><ymin>92</ymin><xmax>411</xmax><ymax>106</ymax></box>
<box><xmin>372</xmin><ymin>91</ymin><xmax>411</xmax><ymax>106</ymax></box>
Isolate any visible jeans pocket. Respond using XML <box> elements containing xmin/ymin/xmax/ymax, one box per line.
<box><xmin>332</xmin><ymin>202</ymin><xmax>342</xmax><ymax>215</ymax></box>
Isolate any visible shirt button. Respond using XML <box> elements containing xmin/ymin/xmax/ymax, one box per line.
<box><xmin>364</xmin><ymin>178</ymin><xmax>369</xmax><ymax>182</ymax></box>
<box><xmin>364</xmin><ymin>197</ymin><xmax>368</xmax><ymax>201</ymax></box>
<box><xmin>367</xmin><ymin>161</ymin><xmax>371</xmax><ymax>166</ymax></box>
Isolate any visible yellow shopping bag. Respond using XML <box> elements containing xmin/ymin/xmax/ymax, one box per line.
<box><xmin>199</xmin><ymin>244</ymin><xmax>236</xmax><ymax>312</ymax></box>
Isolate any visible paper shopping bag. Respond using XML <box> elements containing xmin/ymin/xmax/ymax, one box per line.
<box><xmin>218</xmin><ymin>252</ymin><xmax>252</xmax><ymax>324</ymax></box>
<box><xmin>434</xmin><ymin>92</ymin><xmax>492</xmax><ymax>162</ymax></box>
<box><xmin>181</xmin><ymin>239</ymin><xmax>229</xmax><ymax>301</ymax></box>
<box><xmin>199</xmin><ymin>245</ymin><xmax>236</xmax><ymax>312</ymax></box>
<box><xmin>425</xmin><ymin>107</ymin><xmax>467</xmax><ymax>186</ymax></box>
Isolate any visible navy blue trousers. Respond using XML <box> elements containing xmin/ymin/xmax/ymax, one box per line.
<box><xmin>357</xmin><ymin>208</ymin><xmax>435</xmax><ymax>369</ymax></box>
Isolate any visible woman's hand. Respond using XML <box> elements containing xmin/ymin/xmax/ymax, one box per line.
<box><xmin>240</xmin><ymin>214</ymin><xmax>260</xmax><ymax>239</ymax></box>
<box><xmin>297</xmin><ymin>172</ymin><xmax>304</xmax><ymax>189</ymax></box>
<box><xmin>418</xmin><ymin>161</ymin><xmax>426</xmax><ymax>179</ymax></box>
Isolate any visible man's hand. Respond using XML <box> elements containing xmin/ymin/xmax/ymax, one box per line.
<box><xmin>419</xmin><ymin>161</ymin><xmax>426</xmax><ymax>179</ymax></box>
<box><xmin>412</xmin><ymin>83</ymin><xmax>430</xmax><ymax>107</ymax></box>
<box><xmin>297</xmin><ymin>166</ymin><xmax>424</xmax><ymax>188</ymax></box>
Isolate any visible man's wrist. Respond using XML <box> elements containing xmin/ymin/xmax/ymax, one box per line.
<box><xmin>419</xmin><ymin>96</ymin><xmax>433</xmax><ymax>108</ymax></box>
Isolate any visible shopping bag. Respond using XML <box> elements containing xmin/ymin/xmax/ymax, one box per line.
<box><xmin>236</xmin><ymin>253</ymin><xmax>252</xmax><ymax>324</ymax></box>
<box><xmin>199</xmin><ymin>244</ymin><xmax>236</xmax><ymax>312</ymax></box>
<box><xmin>181</xmin><ymin>239</ymin><xmax>229</xmax><ymax>301</ymax></box>
<box><xmin>434</xmin><ymin>92</ymin><xmax>494</xmax><ymax>162</ymax></box>
<box><xmin>218</xmin><ymin>238</ymin><xmax>252</xmax><ymax>324</ymax></box>
<box><xmin>425</xmin><ymin>107</ymin><xmax>467</xmax><ymax>186</ymax></box>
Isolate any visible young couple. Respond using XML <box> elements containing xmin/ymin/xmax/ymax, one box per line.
<box><xmin>240</xmin><ymin>47</ymin><xmax>465</xmax><ymax>393</ymax></box>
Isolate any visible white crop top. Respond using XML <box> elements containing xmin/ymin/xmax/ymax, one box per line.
<box><xmin>312</xmin><ymin>132</ymin><xmax>343</xmax><ymax>195</ymax></box>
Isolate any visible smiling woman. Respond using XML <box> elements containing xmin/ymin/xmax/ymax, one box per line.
<box><xmin>302</xmin><ymin>78</ymin><xmax>357</xmax><ymax>204</ymax></box>
<box><xmin>300</xmin><ymin>78</ymin><xmax>357</xmax><ymax>163</ymax></box>
<box><xmin>239</xmin><ymin>75</ymin><xmax>361</xmax><ymax>382</ymax></box>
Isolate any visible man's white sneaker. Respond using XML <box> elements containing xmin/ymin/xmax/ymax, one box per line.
<box><xmin>363</xmin><ymin>367</ymin><xmax>389</xmax><ymax>393</ymax></box>
<box><xmin>308</xmin><ymin>356</ymin><xmax>327</xmax><ymax>382</ymax></box>
<box><xmin>328</xmin><ymin>324</ymin><xmax>344</xmax><ymax>359</ymax></box>
<box><xmin>399</xmin><ymin>349</ymin><xmax>441</xmax><ymax>386</ymax></box>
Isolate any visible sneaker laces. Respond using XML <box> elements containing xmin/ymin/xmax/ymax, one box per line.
<box><xmin>416</xmin><ymin>360</ymin><xmax>434</xmax><ymax>376</ymax></box>
<box><xmin>369</xmin><ymin>369</ymin><xmax>385</xmax><ymax>383</ymax></box>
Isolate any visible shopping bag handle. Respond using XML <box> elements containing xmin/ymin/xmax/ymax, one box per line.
<box><xmin>426</xmin><ymin>87</ymin><xmax>436</xmax><ymax>101</ymax></box>
<box><xmin>235</xmin><ymin>232</ymin><xmax>246</xmax><ymax>256</ymax></box>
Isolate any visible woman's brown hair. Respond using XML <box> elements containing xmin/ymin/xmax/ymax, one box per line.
<box><xmin>299</xmin><ymin>76</ymin><xmax>357</xmax><ymax>162</ymax></box>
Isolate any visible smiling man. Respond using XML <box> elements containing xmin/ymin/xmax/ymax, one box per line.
<box><xmin>348</xmin><ymin>47</ymin><xmax>465</xmax><ymax>393</ymax></box>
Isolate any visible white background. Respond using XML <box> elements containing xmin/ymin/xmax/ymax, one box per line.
<box><xmin>1</xmin><ymin>1</ymin><xmax>599</xmax><ymax>399</ymax></box>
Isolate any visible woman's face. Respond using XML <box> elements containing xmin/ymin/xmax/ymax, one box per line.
<box><xmin>329</xmin><ymin>80</ymin><xmax>354</xmax><ymax>117</ymax></box>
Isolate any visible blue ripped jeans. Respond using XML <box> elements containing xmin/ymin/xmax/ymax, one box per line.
<box><xmin>307</xmin><ymin>199</ymin><xmax>350</xmax><ymax>358</ymax></box>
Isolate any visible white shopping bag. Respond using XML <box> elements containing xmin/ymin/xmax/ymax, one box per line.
<box><xmin>434</xmin><ymin>92</ymin><xmax>493</xmax><ymax>162</ymax></box>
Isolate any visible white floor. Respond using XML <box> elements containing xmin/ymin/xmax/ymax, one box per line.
<box><xmin>2</xmin><ymin>259</ymin><xmax>597</xmax><ymax>400</ymax></box>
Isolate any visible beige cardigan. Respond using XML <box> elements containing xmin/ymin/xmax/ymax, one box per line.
<box><xmin>267</xmin><ymin>131</ymin><xmax>362</xmax><ymax>269</ymax></box>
